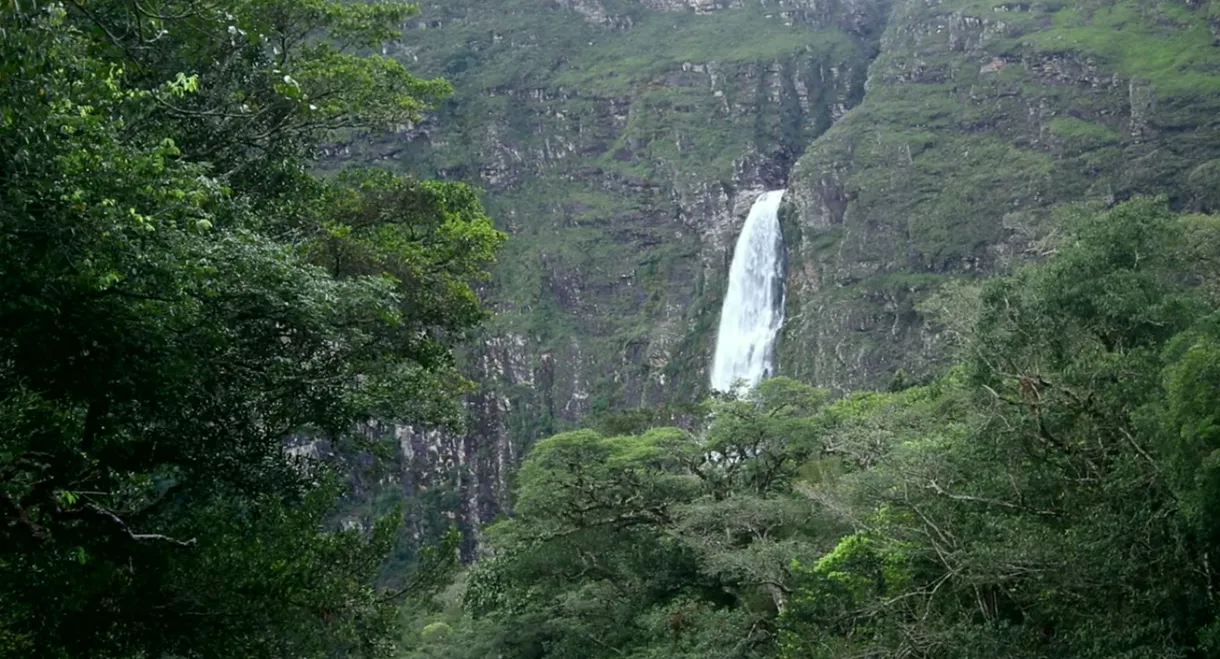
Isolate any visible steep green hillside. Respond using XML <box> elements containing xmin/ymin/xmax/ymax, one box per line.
<box><xmin>331</xmin><ymin>0</ymin><xmax>889</xmax><ymax>540</ymax></box>
<box><xmin>388</xmin><ymin>0</ymin><xmax>884</xmax><ymax>405</ymax></box>
<box><xmin>332</xmin><ymin>0</ymin><xmax>1220</xmax><ymax>546</ymax></box>
<box><xmin>781</xmin><ymin>0</ymin><xmax>1220</xmax><ymax>390</ymax></box>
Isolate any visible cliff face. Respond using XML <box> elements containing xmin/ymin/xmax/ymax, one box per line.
<box><xmin>332</xmin><ymin>0</ymin><xmax>1220</xmax><ymax>547</ymax></box>
<box><xmin>332</xmin><ymin>0</ymin><xmax>888</xmax><ymax>547</ymax></box>
<box><xmin>781</xmin><ymin>0</ymin><xmax>1220</xmax><ymax>391</ymax></box>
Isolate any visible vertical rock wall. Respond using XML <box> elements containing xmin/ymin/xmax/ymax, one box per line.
<box><xmin>333</xmin><ymin>0</ymin><xmax>1220</xmax><ymax>552</ymax></box>
<box><xmin>781</xmin><ymin>0</ymin><xmax>1220</xmax><ymax>392</ymax></box>
<box><xmin>331</xmin><ymin>0</ymin><xmax>889</xmax><ymax>546</ymax></box>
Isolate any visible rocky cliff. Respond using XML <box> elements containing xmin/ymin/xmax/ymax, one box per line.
<box><xmin>333</xmin><ymin>0</ymin><xmax>886</xmax><ymax>549</ymax></box>
<box><xmin>781</xmin><ymin>0</ymin><xmax>1220</xmax><ymax>391</ymax></box>
<box><xmin>332</xmin><ymin>0</ymin><xmax>1220</xmax><ymax>548</ymax></box>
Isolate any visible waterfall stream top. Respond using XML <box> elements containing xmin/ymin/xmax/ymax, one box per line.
<box><xmin>710</xmin><ymin>190</ymin><xmax>786</xmax><ymax>396</ymax></box>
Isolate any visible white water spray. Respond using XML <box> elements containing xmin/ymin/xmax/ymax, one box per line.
<box><xmin>710</xmin><ymin>190</ymin><xmax>786</xmax><ymax>395</ymax></box>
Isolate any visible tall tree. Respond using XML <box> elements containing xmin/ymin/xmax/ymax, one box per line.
<box><xmin>779</xmin><ymin>199</ymin><xmax>1220</xmax><ymax>659</ymax></box>
<box><xmin>411</xmin><ymin>379</ymin><xmax>832</xmax><ymax>659</ymax></box>
<box><xmin>0</xmin><ymin>0</ymin><xmax>502</xmax><ymax>656</ymax></box>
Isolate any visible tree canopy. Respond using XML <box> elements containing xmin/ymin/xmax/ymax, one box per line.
<box><xmin>405</xmin><ymin>198</ymin><xmax>1220</xmax><ymax>659</ymax></box>
<box><xmin>0</xmin><ymin>0</ymin><xmax>502</xmax><ymax>656</ymax></box>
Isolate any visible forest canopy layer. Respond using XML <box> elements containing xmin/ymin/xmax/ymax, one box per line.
<box><xmin>0</xmin><ymin>0</ymin><xmax>501</xmax><ymax>656</ymax></box>
<box><xmin>405</xmin><ymin>198</ymin><xmax>1220</xmax><ymax>659</ymax></box>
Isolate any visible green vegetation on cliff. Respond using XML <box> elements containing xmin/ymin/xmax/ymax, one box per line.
<box><xmin>403</xmin><ymin>198</ymin><xmax>1220</xmax><ymax>659</ymax></box>
<box><xmin>782</xmin><ymin>0</ymin><xmax>1220</xmax><ymax>391</ymax></box>
<box><xmin>351</xmin><ymin>0</ymin><xmax>888</xmax><ymax>422</ymax></box>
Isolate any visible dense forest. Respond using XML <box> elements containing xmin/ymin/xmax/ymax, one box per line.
<box><xmin>0</xmin><ymin>0</ymin><xmax>500</xmax><ymax>655</ymax></box>
<box><xmin>403</xmin><ymin>198</ymin><xmax>1220</xmax><ymax>658</ymax></box>
<box><xmin>5</xmin><ymin>0</ymin><xmax>1220</xmax><ymax>658</ymax></box>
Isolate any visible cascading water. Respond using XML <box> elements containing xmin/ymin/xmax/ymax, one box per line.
<box><xmin>710</xmin><ymin>190</ymin><xmax>786</xmax><ymax>395</ymax></box>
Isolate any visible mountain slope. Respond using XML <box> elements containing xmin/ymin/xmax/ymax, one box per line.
<box><xmin>332</xmin><ymin>0</ymin><xmax>889</xmax><ymax>546</ymax></box>
<box><xmin>781</xmin><ymin>0</ymin><xmax>1220</xmax><ymax>389</ymax></box>
<box><xmin>336</xmin><ymin>0</ymin><xmax>1220</xmax><ymax>547</ymax></box>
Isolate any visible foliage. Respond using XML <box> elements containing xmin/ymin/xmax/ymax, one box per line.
<box><xmin>414</xmin><ymin>198</ymin><xmax>1220</xmax><ymax>659</ymax></box>
<box><xmin>0</xmin><ymin>0</ymin><xmax>500</xmax><ymax>656</ymax></box>
<box><xmin>780</xmin><ymin>198</ymin><xmax>1220</xmax><ymax>658</ymax></box>
<box><xmin>400</xmin><ymin>378</ymin><xmax>834</xmax><ymax>659</ymax></box>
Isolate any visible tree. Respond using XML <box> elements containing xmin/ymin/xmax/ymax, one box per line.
<box><xmin>416</xmin><ymin>198</ymin><xmax>1220</xmax><ymax>659</ymax></box>
<box><xmin>778</xmin><ymin>199</ymin><xmax>1220</xmax><ymax>659</ymax></box>
<box><xmin>0</xmin><ymin>0</ymin><xmax>501</xmax><ymax>656</ymax></box>
<box><xmin>411</xmin><ymin>379</ymin><xmax>833</xmax><ymax>659</ymax></box>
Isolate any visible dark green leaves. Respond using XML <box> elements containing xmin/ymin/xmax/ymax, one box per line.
<box><xmin>415</xmin><ymin>198</ymin><xmax>1220</xmax><ymax>659</ymax></box>
<box><xmin>0</xmin><ymin>0</ymin><xmax>498</xmax><ymax>656</ymax></box>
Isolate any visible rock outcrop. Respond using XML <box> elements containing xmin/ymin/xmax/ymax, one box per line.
<box><xmin>781</xmin><ymin>0</ymin><xmax>1220</xmax><ymax>391</ymax></box>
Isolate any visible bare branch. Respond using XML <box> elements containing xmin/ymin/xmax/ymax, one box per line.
<box><xmin>924</xmin><ymin>480</ymin><xmax>1060</xmax><ymax>517</ymax></box>
<box><xmin>64</xmin><ymin>504</ymin><xmax>198</xmax><ymax>548</ymax></box>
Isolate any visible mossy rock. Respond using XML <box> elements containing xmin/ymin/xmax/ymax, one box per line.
<box><xmin>1188</xmin><ymin>160</ymin><xmax>1220</xmax><ymax>213</ymax></box>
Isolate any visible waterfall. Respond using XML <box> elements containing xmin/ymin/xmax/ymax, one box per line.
<box><xmin>710</xmin><ymin>190</ymin><xmax>786</xmax><ymax>395</ymax></box>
